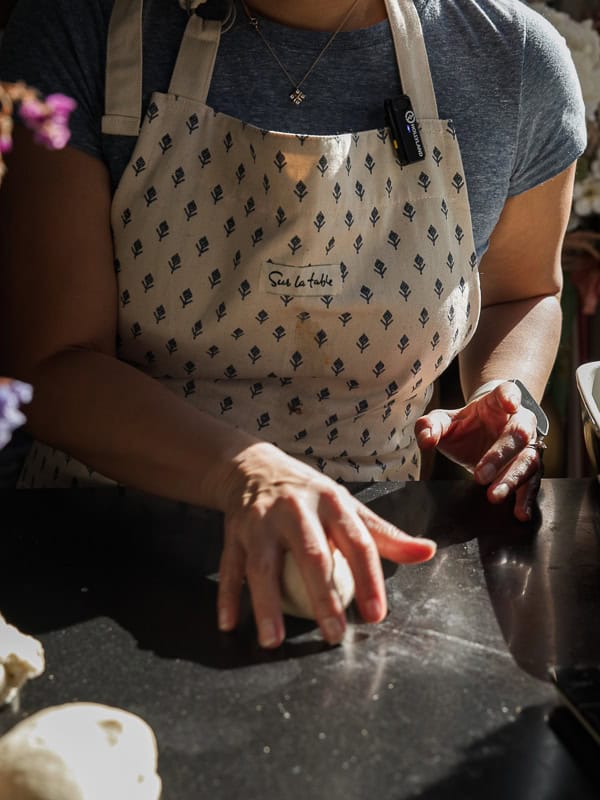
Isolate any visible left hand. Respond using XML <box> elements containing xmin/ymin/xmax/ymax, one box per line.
<box><xmin>414</xmin><ymin>381</ymin><xmax>543</xmax><ymax>521</ymax></box>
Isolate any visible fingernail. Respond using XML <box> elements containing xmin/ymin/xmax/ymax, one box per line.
<box><xmin>365</xmin><ymin>598</ymin><xmax>383</xmax><ymax>622</ymax></box>
<box><xmin>491</xmin><ymin>483</ymin><xmax>509</xmax><ymax>500</ymax></box>
<box><xmin>218</xmin><ymin>607</ymin><xmax>232</xmax><ymax>631</ymax></box>
<box><xmin>322</xmin><ymin>616</ymin><xmax>344</xmax><ymax>644</ymax></box>
<box><xmin>259</xmin><ymin>619</ymin><xmax>279</xmax><ymax>648</ymax></box>
<box><xmin>415</xmin><ymin>537</ymin><xmax>437</xmax><ymax>553</ymax></box>
<box><xmin>478</xmin><ymin>464</ymin><xmax>496</xmax><ymax>483</ymax></box>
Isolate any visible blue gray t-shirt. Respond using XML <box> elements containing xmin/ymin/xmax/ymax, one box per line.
<box><xmin>0</xmin><ymin>0</ymin><xmax>587</xmax><ymax>261</ymax></box>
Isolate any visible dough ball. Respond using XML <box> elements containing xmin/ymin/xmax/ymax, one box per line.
<box><xmin>280</xmin><ymin>548</ymin><xmax>355</xmax><ymax>620</ymax></box>
<box><xmin>0</xmin><ymin>613</ymin><xmax>45</xmax><ymax>706</ymax></box>
<box><xmin>0</xmin><ymin>703</ymin><xmax>162</xmax><ymax>800</ymax></box>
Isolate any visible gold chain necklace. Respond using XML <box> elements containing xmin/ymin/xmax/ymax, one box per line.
<box><xmin>240</xmin><ymin>0</ymin><xmax>363</xmax><ymax>105</ymax></box>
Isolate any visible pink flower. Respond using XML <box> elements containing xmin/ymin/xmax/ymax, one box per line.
<box><xmin>34</xmin><ymin>119</ymin><xmax>71</xmax><ymax>150</ymax></box>
<box><xmin>17</xmin><ymin>96</ymin><xmax>48</xmax><ymax>126</ymax></box>
<box><xmin>0</xmin><ymin>114</ymin><xmax>12</xmax><ymax>153</ymax></box>
<box><xmin>17</xmin><ymin>91</ymin><xmax>76</xmax><ymax>151</ymax></box>
<box><xmin>1</xmin><ymin>84</ymin><xmax>75</xmax><ymax>184</ymax></box>
<box><xmin>45</xmin><ymin>93</ymin><xmax>77</xmax><ymax>123</ymax></box>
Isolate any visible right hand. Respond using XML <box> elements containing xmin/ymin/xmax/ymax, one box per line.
<box><xmin>216</xmin><ymin>442</ymin><xmax>437</xmax><ymax>648</ymax></box>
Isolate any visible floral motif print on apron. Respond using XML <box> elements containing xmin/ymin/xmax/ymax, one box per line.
<box><xmin>19</xmin><ymin>0</ymin><xmax>480</xmax><ymax>488</ymax></box>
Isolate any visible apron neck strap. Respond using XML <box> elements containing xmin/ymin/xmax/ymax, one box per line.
<box><xmin>101</xmin><ymin>0</ymin><xmax>437</xmax><ymax>135</ymax></box>
<box><xmin>102</xmin><ymin>0</ymin><xmax>144</xmax><ymax>136</ymax></box>
<box><xmin>168</xmin><ymin>15</ymin><xmax>222</xmax><ymax>102</ymax></box>
<box><xmin>385</xmin><ymin>0</ymin><xmax>438</xmax><ymax>119</ymax></box>
<box><xmin>169</xmin><ymin>1</ymin><xmax>438</xmax><ymax>115</ymax></box>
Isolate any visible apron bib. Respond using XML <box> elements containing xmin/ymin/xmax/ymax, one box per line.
<box><xmin>19</xmin><ymin>0</ymin><xmax>480</xmax><ymax>487</ymax></box>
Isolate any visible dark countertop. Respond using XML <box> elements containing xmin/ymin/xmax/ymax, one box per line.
<box><xmin>1</xmin><ymin>479</ymin><xmax>599</xmax><ymax>799</ymax></box>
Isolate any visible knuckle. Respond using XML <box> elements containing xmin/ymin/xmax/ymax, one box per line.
<box><xmin>245</xmin><ymin>552</ymin><xmax>278</xmax><ymax>583</ymax></box>
<box><xmin>320</xmin><ymin>485</ymin><xmax>351</xmax><ymax>518</ymax></box>
<box><xmin>504</xmin><ymin>451</ymin><xmax>541</xmax><ymax>488</ymax></box>
<box><xmin>522</xmin><ymin>446</ymin><xmax>542</xmax><ymax>470</ymax></box>
<box><xmin>494</xmin><ymin>437</ymin><xmax>517</xmax><ymax>460</ymax></box>
<box><xmin>314</xmin><ymin>591</ymin><xmax>344</xmax><ymax>619</ymax></box>
<box><xmin>512</xmin><ymin>428</ymin><xmax>531</xmax><ymax>448</ymax></box>
<box><xmin>303</xmin><ymin>546</ymin><xmax>331</xmax><ymax>574</ymax></box>
<box><xmin>344</xmin><ymin>525</ymin><xmax>374</xmax><ymax>556</ymax></box>
<box><xmin>217</xmin><ymin>584</ymin><xmax>238</xmax><ymax>606</ymax></box>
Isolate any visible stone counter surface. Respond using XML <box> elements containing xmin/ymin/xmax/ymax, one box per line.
<box><xmin>0</xmin><ymin>479</ymin><xmax>599</xmax><ymax>799</ymax></box>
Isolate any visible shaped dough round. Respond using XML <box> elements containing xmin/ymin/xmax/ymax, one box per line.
<box><xmin>0</xmin><ymin>703</ymin><xmax>162</xmax><ymax>800</ymax></box>
<box><xmin>281</xmin><ymin>548</ymin><xmax>355</xmax><ymax>620</ymax></box>
<box><xmin>0</xmin><ymin>613</ymin><xmax>45</xmax><ymax>707</ymax></box>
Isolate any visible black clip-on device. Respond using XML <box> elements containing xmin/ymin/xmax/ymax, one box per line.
<box><xmin>384</xmin><ymin>94</ymin><xmax>426</xmax><ymax>166</ymax></box>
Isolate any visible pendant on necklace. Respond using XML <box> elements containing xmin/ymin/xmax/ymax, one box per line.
<box><xmin>289</xmin><ymin>88</ymin><xmax>306</xmax><ymax>105</ymax></box>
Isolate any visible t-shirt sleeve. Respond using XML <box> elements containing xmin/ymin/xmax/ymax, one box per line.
<box><xmin>0</xmin><ymin>0</ymin><xmax>110</xmax><ymax>163</ymax></box>
<box><xmin>509</xmin><ymin>5</ymin><xmax>587</xmax><ymax>196</ymax></box>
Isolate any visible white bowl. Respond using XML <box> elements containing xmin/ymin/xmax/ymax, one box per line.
<box><xmin>576</xmin><ymin>360</ymin><xmax>600</xmax><ymax>477</ymax></box>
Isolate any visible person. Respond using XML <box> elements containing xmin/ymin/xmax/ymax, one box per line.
<box><xmin>0</xmin><ymin>0</ymin><xmax>587</xmax><ymax>648</ymax></box>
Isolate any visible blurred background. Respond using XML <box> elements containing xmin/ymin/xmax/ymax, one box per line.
<box><xmin>1</xmin><ymin>0</ymin><xmax>599</xmax><ymax>480</ymax></box>
<box><xmin>427</xmin><ymin>0</ymin><xmax>600</xmax><ymax>479</ymax></box>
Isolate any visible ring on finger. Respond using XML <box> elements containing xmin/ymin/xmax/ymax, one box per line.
<box><xmin>525</xmin><ymin>435</ymin><xmax>547</xmax><ymax>454</ymax></box>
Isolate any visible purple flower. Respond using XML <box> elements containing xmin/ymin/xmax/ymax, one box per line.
<box><xmin>17</xmin><ymin>92</ymin><xmax>76</xmax><ymax>151</ymax></box>
<box><xmin>0</xmin><ymin>379</ymin><xmax>33</xmax><ymax>450</ymax></box>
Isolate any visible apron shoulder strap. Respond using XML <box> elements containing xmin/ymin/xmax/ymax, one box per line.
<box><xmin>168</xmin><ymin>14</ymin><xmax>221</xmax><ymax>104</ymax></box>
<box><xmin>102</xmin><ymin>0</ymin><xmax>144</xmax><ymax>136</ymax></box>
<box><xmin>101</xmin><ymin>2</ymin><xmax>221</xmax><ymax>135</ymax></box>
<box><xmin>384</xmin><ymin>0</ymin><xmax>438</xmax><ymax>119</ymax></box>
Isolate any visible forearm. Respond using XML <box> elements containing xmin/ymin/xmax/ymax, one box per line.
<box><xmin>21</xmin><ymin>349</ymin><xmax>261</xmax><ymax>510</ymax></box>
<box><xmin>458</xmin><ymin>294</ymin><xmax>562</xmax><ymax>403</ymax></box>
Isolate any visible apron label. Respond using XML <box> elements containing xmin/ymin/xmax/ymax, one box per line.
<box><xmin>260</xmin><ymin>261</ymin><xmax>343</xmax><ymax>296</ymax></box>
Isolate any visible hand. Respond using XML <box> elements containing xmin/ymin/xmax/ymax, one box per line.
<box><xmin>215</xmin><ymin>442</ymin><xmax>437</xmax><ymax>649</ymax></box>
<box><xmin>415</xmin><ymin>381</ymin><xmax>543</xmax><ymax>522</ymax></box>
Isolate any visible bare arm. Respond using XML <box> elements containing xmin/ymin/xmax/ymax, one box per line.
<box><xmin>0</xmin><ymin>128</ymin><xmax>435</xmax><ymax>647</ymax></box>
<box><xmin>0</xmin><ymin>128</ymin><xmax>256</xmax><ymax>507</ymax></box>
<box><xmin>459</xmin><ymin>163</ymin><xmax>575</xmax><ymax>403</ymax></box>
<box><xmin>416</xmin><ymin>162</ymin><xmax>576</xmax><ymax>520</ymax></box>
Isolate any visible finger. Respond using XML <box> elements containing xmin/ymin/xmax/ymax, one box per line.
<box><xmin>357</xmin><ymin>503</ymin><xmax>437</xmax><ymax>563</ymax></box>
<box><xmin>288</xmin><ymin>517</ymin><xmax>348</xmax><ymax>645</ymax></box>
<box><xmin>414</xmin><ymin>409</ymin><xmax>454</xmax><ymax>448</ymax></box>
<box><xmin>486</xmin><ymin>443</ymin><xmax>542</xmax><ymax>505</ymax></box>
<box><xmin>513</xmin><ymin>461</ymin><xmax>544</xmax><ymax>522</ymax></box>
<box><xmin>484</xmin><ymin>381</ymin><xmax>521</xmax><ymax>416</ymax></box>
<box><xmin>321</xmin><ymin>498</ymin><xmax>388</xmax><ymax>624</ymax></box>
<box><xmin>474</xmin><ymin>411</ymin><xmax>537</xmax><ymax>486</ymax></box>
<box><xmin>245</xmin><ymin>543</ymin><xmax>286</xmax><ymax>649</ymax></box>
<box><xmin>217</xmin><ymin>534</ymin><xmax>246</xmax><ymax>633</ymax></box>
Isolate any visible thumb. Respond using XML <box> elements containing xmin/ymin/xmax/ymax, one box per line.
<box><xmin>414</xmin><ymin>407</ymin><xmax>455</xmax><ymax>449</ymax></box>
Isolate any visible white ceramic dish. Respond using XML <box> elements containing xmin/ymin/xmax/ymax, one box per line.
<box><xmin>575</xmin><ymin>360</ymin><xmax>600</xmax><ymax>477</ymax></box>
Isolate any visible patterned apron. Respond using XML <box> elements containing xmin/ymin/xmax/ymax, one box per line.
<box><xmin>19</xmin><ymin>0</ymin><xmax>480</xmax><ymax>488</ymax></box>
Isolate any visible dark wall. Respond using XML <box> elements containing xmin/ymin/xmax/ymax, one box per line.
<box><xmin>0</xmin><ymin>0</ymin><xmax>17</xmax><ymax>29</ymax></box>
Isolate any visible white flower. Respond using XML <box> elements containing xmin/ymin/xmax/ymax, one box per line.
<box><xmin>573</xmin><ymin>173</ymin><xmax>600</xmax><ymax>216</ymax></box>
<box><xmin>0</xmin><ymin>379</ymin><xmax>32</xmax><ymax>450</ymax></box>
<box><xmin>530</xmin><ymin>3</ymin><xmax>600</xmax><ymax>121</ymax></box>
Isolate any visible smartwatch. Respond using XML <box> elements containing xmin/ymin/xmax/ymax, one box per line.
<box><xmin>510</xmin><ymin>379</ymin><xmax>549</xmax><ymax>438</ymax></box>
